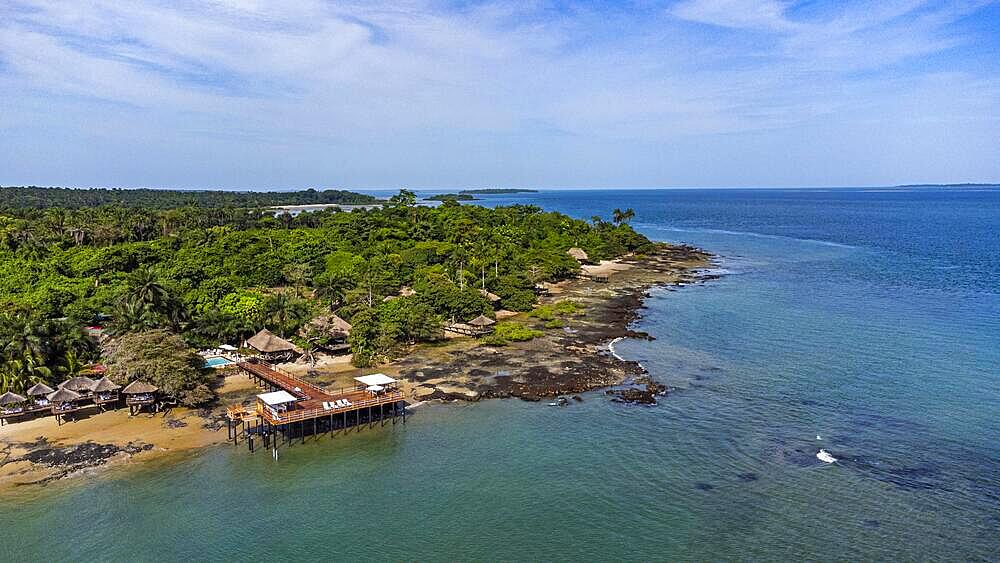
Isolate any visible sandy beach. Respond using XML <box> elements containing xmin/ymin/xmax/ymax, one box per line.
<box><xmin>0</xmin><ymin>244</ymin><xmax>710</xmax><ymax>493</ymax></box>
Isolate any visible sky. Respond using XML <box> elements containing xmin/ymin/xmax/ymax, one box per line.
<box><xmin>1</xmin><ymin>0</ymin><xmax>998</xmax><ymax>189</ymax></box>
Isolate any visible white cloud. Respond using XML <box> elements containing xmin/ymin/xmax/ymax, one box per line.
<box><xmin>0</xmin><ymin>0</ymin><xmax>997</xmax><ymax>187</ymax></box>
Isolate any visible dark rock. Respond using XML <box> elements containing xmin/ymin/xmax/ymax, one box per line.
<box><xmin>19</xmin><ymin>441</ymin><xmax>153</xmax><ymax>472</ymax></box>
<box><xmin>606</xmin><ymin>381</ymin><xmax>667</xmax><ymax>405</ymax></box>
<box><xmin>695</xmin><ymin>482</ymin><xmax>715</xmax><ymax>491</ymax></box>
<box><xmin>572</xmin><ymin>395</ymin><xmax>583</xmax><ymax>402</ymax></box>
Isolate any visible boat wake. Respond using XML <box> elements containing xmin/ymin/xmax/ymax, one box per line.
<box><xmin>644</xmin><ymin>225</ymin><xmax>857</xmax><ymax>249</ymax></box>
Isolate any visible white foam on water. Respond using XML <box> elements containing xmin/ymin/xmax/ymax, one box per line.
<box><xmin>817</xmin><ymin>449</ymin><xmax>837</xmax><ymax>463</ymax></box>
<box><xmin>646</xmin><ymin>225</ymin><xmax>857</xmax><ymax>249</ymax></box>
<box><xmin>609</xmin><ymin>337</ymin><xmax>626</xmax><ymax>361</ymax></box>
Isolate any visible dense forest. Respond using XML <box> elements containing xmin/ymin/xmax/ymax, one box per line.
<box><xmin>0</xmin><ymin>188</ymin><xmax>648</xmax><ymax>403</ymax></box>
<box><xmin>0</xmin><ymin>186</ymin><xmax>377</xmax><ymax>209</ymax></box>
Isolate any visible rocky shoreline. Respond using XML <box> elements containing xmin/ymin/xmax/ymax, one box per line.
<box><xmin>390</xmin><ymin>244</ymin><xmax>713</xmax><ymax>403</ymax></box>
<box><xmin>0</xmin><ymin>244</ymin><xmax>711</xmax><ymax>491</ymax></box>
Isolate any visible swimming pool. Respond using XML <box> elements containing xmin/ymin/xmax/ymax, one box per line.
<box><xmin>204</xmin><ymin>356</ymin><xmax>235</xmax><ymax>368</ymax></box>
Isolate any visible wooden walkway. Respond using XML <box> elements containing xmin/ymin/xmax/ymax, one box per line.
<box><xmin>234</xmin><ymin>360</ymin><xmax>404</xmax><ymax>430</ymax></box>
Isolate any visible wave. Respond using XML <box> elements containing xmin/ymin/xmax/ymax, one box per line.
<box><xmin>608</xmin><ymin>337</ymin><xmax>626</xmax><ymax>361</ymax></box>
<box><xmin>643</xmin><ymin>225</ymin><xmax>857</xmax><ymax>249</ymax></box>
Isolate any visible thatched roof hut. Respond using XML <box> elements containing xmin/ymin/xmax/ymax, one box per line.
<box><xmin>47</xmin><ymin>387</ymin><xmax>82</xmax><ymax>403</ymax></box>
<box><xmin>93</xmin><ymin>377</ymin><xmax>121</xmax><ymax>393</ymax></box>
<box><xmin>122</xmin><ymin>381</ymin><xmax>158</xmax><ymax>394</ymax></box>
<box><xmin>567</xmin><ymin>247</ymin><xmax>589</xmax><ymax>262</ymax></box>
<box><xmin>60</xmin><ymin>376</ymin><xmax>97</xmax><ymax>392</ymax></box>
<box><xmin>0</xmin><ymin>392</ymin><xmax>26</xmax><ymax>405</ymax></box>
<box><xmin>300</xmin><ymin>314</ymin><xmax>352</xmax><ymax>339</ymax></box>
<box><xmin>246</xmin><ymin>329</ymin><xmax>296</xmax><ymax>354</ymax></box>
<box><xmin>479</xmin><ymin>289</ymin><xmax>501</xmax><ymax>303</ymax></box>
<box><xmin>26</xmin><ymin>382</ymin><xmax>54</xmax><ymax>397</ymax></box>
<box><xmin>469</xmin><ymin>315</ymin><xmax>496</xmax><ymax>327</ymax></box>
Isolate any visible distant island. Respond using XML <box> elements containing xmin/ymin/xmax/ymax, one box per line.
<box><xmin>424</xmin><ymin>193</ymin><xmax>477</xmax><ymax>201</ymax></box>
<box><xmin>893</xmin><ymin>183</ymin><xmax>1000</xmax><ymax>189</ymax></box>
<box><xmin>459</xmin><ymin>188</ymin><xmax>538</xmax><ymax>195</ymax></box>
<box><xmin>0</xmin><ymin>186</ymin><xmax>378</xmax><ymax>209</ymax></box>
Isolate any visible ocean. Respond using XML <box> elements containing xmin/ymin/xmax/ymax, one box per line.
<box><xmin>1</xmin><ymin>188</ymin><xmax>998</xmax><ymax>560</ymax></box>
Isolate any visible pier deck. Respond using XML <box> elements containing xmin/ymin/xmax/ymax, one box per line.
<box><xmin>235</xmin><ymin>361</ymin><xmax>403</xmax><ymax>426</ymax></box>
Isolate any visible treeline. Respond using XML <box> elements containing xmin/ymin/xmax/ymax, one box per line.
<box><xmin>0</xmin><ymin>189</ymin><xmax>651</xmax><ymax>398</ymax></box>
<box><xmin>0</xmin><ymin>186</ymin><xmax>377</xmax><ymax>209</ymax></box>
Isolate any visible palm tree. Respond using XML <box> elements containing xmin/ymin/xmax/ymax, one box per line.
<box><xmin>108</xmin><ymin>295</ymin><xmax>161</xmax><ymax>336</ymax></box>
<box><xmin>266</xmin><ymin>292</ymin><xmax>294</xmax><ymax>337</ymax></box>
<box><xmin>2</xmin><ymin>313</ymin><xmax>48</xmax><ymax>364</ymax></box>
<box><xmin>612</xmin><ymin>208</ymin><xmax>635</xmax><ymax>225</ymax></box>
<box><xmin>128</xmin><ymin>267</ymin><xmax>170</xmax><ymax>311</ymax></box>
<box><xmin>57</xmin><ymin>350</ymin><xmax>87</xmax><ymax>380</ymax></box>
<box><xmin>2</xmin><ymin>354</ymin><xmax>52</xmax><ymax>394</ymax></box>
<box><xmin>314</xmin><ymin>273</ymin><xmax>353</xmax><ymax>310</ymax></box>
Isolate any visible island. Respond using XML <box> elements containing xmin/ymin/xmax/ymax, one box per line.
<box><xmin>424</xmin><ymin>193</ymin><xmax>477</xmax><ymax>201</ymax></box>
<box><xmin>458</xmin><ymin>188</ymin><xmax>538</xmax><ymax>195</ymax></box>
<box><xmin>0</xmin><ymin>187</ymin><xmax>710</xmax><ymax>487</ymax></box>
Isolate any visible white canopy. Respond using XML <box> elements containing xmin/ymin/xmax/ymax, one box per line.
<box><xmin>257</xmin><ymin>390</ymin><xmax>298</xmax><ymax>406</ymax></box>
<box><xmin>354</xmin><ymin>373</ymin><xmax>397</xmax><ymax>387</ymax></box>
<box><xmin>366</xmin><ymin>385</ymin><xmax>385</xmax><ymax>392</ymax></box>
<box><xmin>219</xmin><ymin>344</ymin><xmax>238</xmax><ymax>351</ymax></box>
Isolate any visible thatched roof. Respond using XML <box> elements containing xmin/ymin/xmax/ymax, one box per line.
<box><xmin>47</xmin><ymin>387</ymin><xmax>82</xmax><ymax>403</ymax></box>
<box><xmin>468</xmin><ymin>314</ymin><xmax>496</xmax><ymax>327</ymax></box>
<box><xmin>479</xmin><ymin>289</ymin><xmax>501</xmax><ymax>302</ymax></box>
<box><xmin>0</xmin><ymin>392</ymin><xmax>26</xmax><ymax>405</ymax></box>
<box><xmin>567</xmin><ymin>247</ymin><xmax>589</xmax><ymax>261</ymax></box>
<box><xmin>92</xmin><ymin>377</ymin><xmax>120</xmax><ymax>392</ymax></box>
<box><xmin>246</xmin><ymin>329</ymin><xmax>296</xmax><ymax>353</ymax></box>
<box><xmin>122</xmin><ymin>380</ymin><xmax>158</xmax><ymax>394</ymax></box>
<box><xmin>26</xmin><ymin>382</ymin><xmax>54</xmax><ymax>396</ymax></box>
<box><xmin>300</xmin><ymin>314</ymin><xmax>352</xmax><ymax>338</ymax></box>
<box><xmin>60</xmin><ymin>376</ymin><xmax>97</xmax><ymax>392</ymax></box>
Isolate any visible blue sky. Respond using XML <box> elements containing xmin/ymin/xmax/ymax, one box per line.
<box><xmin>1</xmin><ymin>0</ymin><xmax>998</xmax><ymax>189</ymax></box>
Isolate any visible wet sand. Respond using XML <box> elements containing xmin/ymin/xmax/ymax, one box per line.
<box><xmin>0</xmin><ymin>373</ymin><xmax>257</xmax><ymax>490</ymax></box>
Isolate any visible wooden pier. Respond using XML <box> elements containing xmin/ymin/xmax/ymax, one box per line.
<box><xmin>230</xmin><ymin>360</ymin><xmax>406</xmax><ymax>458</ymax></box>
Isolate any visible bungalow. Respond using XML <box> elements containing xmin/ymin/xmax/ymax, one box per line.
<box><xmin>245</xmin><ymin>328</ymin><xmax>299</xmax><ymax>362</ymax></box>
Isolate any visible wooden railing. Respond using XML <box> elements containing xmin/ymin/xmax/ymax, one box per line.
<box><xmin>239</xmin><ymin>361</ymin><xmax>327</xmax><ymax>398</ymax></box>
<box><xmin>256</xmin><ymin>391</ymin><xmax>403</xmax><ymax>425</ymax></box>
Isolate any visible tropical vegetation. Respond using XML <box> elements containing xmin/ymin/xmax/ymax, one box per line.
<box><xmin>0</xmin><ymin>187</ymin><xmax>653</xmax><ymax>394</ymax></box>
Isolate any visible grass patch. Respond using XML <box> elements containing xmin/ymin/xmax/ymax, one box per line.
<box><xmin>544</xmin><ymin>318</ymin><xmax>566</xmax><ymax>329</ymax></box>
<box><xmin>529</xmin><ymin>300</ymin><xmax>585</xmax><ymax>324</ymax></box>
<box><xmin>481</xmin><ymin>322</ymin><xmax>544</xmax><ymax>346</ymax></box>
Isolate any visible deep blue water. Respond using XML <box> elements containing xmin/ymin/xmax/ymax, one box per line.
<box><xmin>1</xmin><ymin>188</ymin><xmax>998</xmax><ymax>560</ymax></box>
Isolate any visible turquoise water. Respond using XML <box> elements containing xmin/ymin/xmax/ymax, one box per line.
<box><xmin>204</xmin><ymin>356</ymin><xmax>234</xmax><ymax>368</ymax></box>
<box><xmin>2</xmin><ymin>188</ymin><xmax>998</xmax><ymax>560</ymax></box>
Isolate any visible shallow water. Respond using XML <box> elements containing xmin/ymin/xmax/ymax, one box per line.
<box><xmin>1</xmin><ymin>188</ymin><xmax>998</xmax><ymax>560</ymax></box>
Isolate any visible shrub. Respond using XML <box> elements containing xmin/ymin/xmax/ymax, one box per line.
<box><xmin>554</xmin><ymin>299</ymin><xmax>584</xmax><ymax>315</ymax></box>
<box><xmin>482</xmin><ymin>322</ymin><xmax>544</xmax><ymax>346</ymax></box>
<box><xmin>527</xmin><ymin>304</ymin><xmax>555</xmax><ymax>321</ymax></box>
